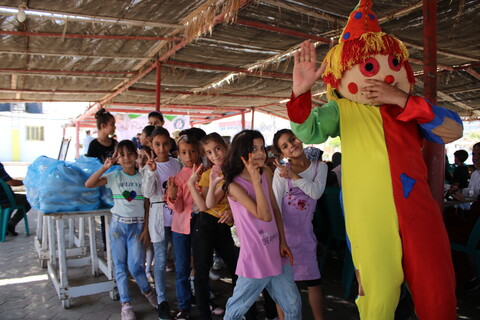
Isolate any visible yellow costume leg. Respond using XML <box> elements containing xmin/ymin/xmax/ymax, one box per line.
<box><xmin>339</xmin><ymin>101</ymin><xmax>404</xmax><ymax>320</ymax></box>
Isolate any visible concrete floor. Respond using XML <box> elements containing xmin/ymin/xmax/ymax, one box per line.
<box><xmin>0</xmin><ymin>210</ymin><xmax>478</xmax><ymax>320</ymax></box>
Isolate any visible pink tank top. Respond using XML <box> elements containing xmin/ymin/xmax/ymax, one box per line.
<box><xmin>228</xmin><ymin>173</ymin><xmax>284</xmax><ymax>279</ymax></box>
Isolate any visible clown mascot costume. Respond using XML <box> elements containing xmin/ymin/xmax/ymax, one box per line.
<box><xmin>287</xmin><ymin>0</ymin><xmax>462</xmax><ymax>319</ymax></box>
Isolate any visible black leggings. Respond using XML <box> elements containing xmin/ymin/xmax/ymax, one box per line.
<box><xmin>192</xmin><ymin>212</ymin><xmax>238</xmax><ymax>320</ymax></box>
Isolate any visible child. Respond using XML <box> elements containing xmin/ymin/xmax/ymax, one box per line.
<box><xmin>452</xmin><ymin>149</ymin><xmax>470</xmax><ymax>189</ymax></box>
<box><xmin>136</xmin><ymin>146</ymin><xmax>155</xmax><ymax>283</ymax></box>
<box><xmin>166</xmin><ymin>134</ymin><xmax>202</xmax><ymax>320</ymax></box>
<box><xmin>220</xmin><ymin>129</ymin><xmax>302</xmax><ymax>320</ymax></box>
<box><xmin>148</xmin><ymin>111</ymin><xmax>178</xmax><ymax>158</ymax></box>
<box><xmin>187</xmin><ymin>132</ymin><xmax>237</xmax><ymax>320</ymax></box>
<box><xmin>86</xmin><ymin>108</ymin><xmax>117</xmax><ymax>250</ymax></box>
<box><xmin>85</xmin><ymin>140</ymin><xmax>157</xmax><ymax>320</ymax></box>
<box><xmin>141</xmin><ymin>127</ymin><xmax>182</xmax><ymax>320</ymax></box>
<box><xmin>86</xmin><ymin>108</ymin><xmax>117</xmax><ymax>163</ymax></box>
<box><xmin>140</xmin><ymin>125</ymin><xmax>156</xmax><ymax>149</ymax></box>
<box><xmin>272</xmin><ymin>129</ymin><xmax>328</xmax><ymax>320</ymax></box>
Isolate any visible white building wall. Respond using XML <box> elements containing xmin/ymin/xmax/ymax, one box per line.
<box><xmin>0</xmin><ymin>111</ymin><xmax>69</xmax><ymax>162</ymax></box>
<box><xmin>0</xmin><ymin>115</ymin><xmax>13</xmax><ymax>160</ymax></box>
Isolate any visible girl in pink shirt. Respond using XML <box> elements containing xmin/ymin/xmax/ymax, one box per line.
<box><xmin>166</xmin><ymin>134</ymin><xmax>202</xmax><ymax>320</ymax></box>
<box><xmin>219</xmin><ymin>130</ymin><xmax>302</xmax><ymax>320</ymax></box>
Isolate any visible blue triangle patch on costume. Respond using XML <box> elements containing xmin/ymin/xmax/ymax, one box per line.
<box><xmin>400</xmin><ymin>173</ymin><xmax>416</xmax><ymax>198</ymax></box>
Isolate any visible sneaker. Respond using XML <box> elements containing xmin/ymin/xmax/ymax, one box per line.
<box><xmin>158</xmin><ymin>301</ymin><xmax>170</xmax><ymax>320</ymax></box>
<box><xmin>176</xmin><ymin>309</ymin><xmax>190</xmax><ymax>320</ymax></box>
<box><xmin>144</xmin><ymin>289</ymin><xmax>158</xmax><ymax>309</ymax></box>
<box><xmin>209</xmin><ymin>268</ymin><xmax>221</xmax><ymax>281</ymax></box>
<box><xmin>210</xmin><ymin>302</ymin><xmax>224</xmax><ymax>316</ymax></box>
<box><xmin>121</xmin><ymin>303</ymin><xmax>136</xmax><ymax>320</ymax></box>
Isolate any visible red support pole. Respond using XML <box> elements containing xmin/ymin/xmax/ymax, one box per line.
<box><xmin>251</xmin><ymin>107</ymin><xmax>255</xmax><ymax>129</ymax></box>
<box><xmin>156</xmin><ymin>61</ymin><xmax>161</xmax><ymax>112</ymax></box>
<box><xmin>241</xmin><ymin>110</ymin><xmax>245</xmax><ymax>130</ymax></box>
<box><xmin>75</xmin><ymin>122</ymin><xmax>80</xmax><ymax>159</ymax></box>
<box><xmin>422</xmin><ymin>0</ymin><xmax>444</xmax><ymax>210</ymax></box>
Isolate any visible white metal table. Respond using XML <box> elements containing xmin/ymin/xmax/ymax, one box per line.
<box><xmin>41</xmin><ymin>209</ymin><xmax>118</xmax><ymax>308</ymax></box>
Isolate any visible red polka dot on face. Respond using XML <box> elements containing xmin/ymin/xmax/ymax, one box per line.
<box><xmin>348</xmin><ymin>82</ymin><xmax>358</xmax><ymax>94</ymax></box>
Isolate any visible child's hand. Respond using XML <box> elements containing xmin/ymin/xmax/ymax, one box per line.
<box><xmin>362</xmin><ymin>79</ymin><xmax>409</xmax><ymax>108</ymax></box>
<box><xmin>188</xmin><ymin>164</ymin><xmax>203</xmax><ymax>186</ymax></box>
<box><xmin>274</xmin><ymin>159</ymin><xmax>295</xmax><ymax>179</ymax></box>
<box><xmin>210</xmin><ymin>165</ymin><xmax>223</xmax><ymax>187</ymax></box>
<box><xmin>293</xmin><ymin>40</ymin><xmax>326</xmax><ymax>98</ymax></box>
<box><xmin>167</xmin><ymin>177</ymin><xmax>178</xmax><ymax>200</ymax></box>
<box><xmin>241</xmin><ymin>153</ymin><xmax>262</xmax><ymax>184</ymax></box>
<box><xmin>218</xmin><ymin>209</ymin><xmax>233</xmax><ymax>225</ymax></box>
<box><xmin>146</xmin><ymin>150</ymin><xmax>157</xmax><ymax>171</ymax></box>
<box><xmin>280</xmin><ymin>240</ymin><xmax>294</xmax><ymax>266</ymax></box>
<box><xmin>103</xmin><ymin>151</ymin><xmax>118</xmax><ymax>170</ymax></box>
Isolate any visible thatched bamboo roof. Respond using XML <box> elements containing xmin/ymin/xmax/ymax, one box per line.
<box><xmin>0</xmin><ymin>0</ymin><xmax>479</xmax><ymax>127</ymax></box>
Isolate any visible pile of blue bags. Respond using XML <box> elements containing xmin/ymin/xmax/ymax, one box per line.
<box><xmin>24</xmin><ymin>156</ymin><xmax>120</xmax><ymax>213</ymax></box>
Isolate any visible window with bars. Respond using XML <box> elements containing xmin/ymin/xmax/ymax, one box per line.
<box><xmin>26</xmin><ymin>126</ymin><xmax>44</xmax><ymax>141</ymax></box>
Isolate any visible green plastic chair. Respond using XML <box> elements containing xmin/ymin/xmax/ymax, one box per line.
<box><xmin>319</xmin><ymin>186</ymin><xmax>355</xmax><ymax>298</ymax></box>
<box><xmin>450</xmin><ymin>216</ymin><xmax>480</xmax><ymax>279</ymax></box>
<box><xmin>0</xmin><ymin>179</ymin><xmax>30</xmax><ymax>242</ymax></box>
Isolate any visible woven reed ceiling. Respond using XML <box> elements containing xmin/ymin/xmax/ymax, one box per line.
<box><xmin>0</xmin><ymin>0</ymin><xmax>478</xmax><ymax>126</ymax></box>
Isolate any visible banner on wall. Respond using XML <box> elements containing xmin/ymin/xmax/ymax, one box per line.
<box><xmin>113</xmin><ymin>113</ymin><xmax>190</xmax><ymax>141</ymax></box>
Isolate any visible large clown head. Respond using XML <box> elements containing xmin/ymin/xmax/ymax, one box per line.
<box><xmin>322</xmin><ymin>0</ymin><xmax>415</xmax><ymax>105</ymax></box>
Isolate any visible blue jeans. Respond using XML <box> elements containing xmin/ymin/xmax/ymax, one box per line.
<box><xmin>172</xmin><ymin>230</ymin><xmax>192</xmax><ymax>310</ymax></box>
<box><xmin>224</xmin><ymin>264</ymin><xmax>302</xmax><ymax>320</ymax></box>
<box><xmin>110</xmin><ymin>219</ymin><xmax>151</xmax><ymax>303</ymax></box>
<box><xmin>153</xmin><ymin>240</ymin><xmax>167</xmax><ymax>304</ymax></box>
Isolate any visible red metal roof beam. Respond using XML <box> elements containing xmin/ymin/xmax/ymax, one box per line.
<box><xmin>106</xmin><ymin>103</ymin><xmax>243</xmax><ymax>112</ymax></box>
<box><xmin>0</xmin><ymin>68</ymin><xmax>135</xmax><ymax>75</ymax></box>
<box><xmin>107</xmin><ymin>109</ymin><xmax>220</xmax><ymax>117</ymax></box>
<box><xmin>0</xmin><ymin>30</ymin><xmax>182</xmax><ymax>41</ymax></box>
<box><xmin>129</xmin><ymin>88</ymin><xmax>288</xmax><ymax>100</ymax></box>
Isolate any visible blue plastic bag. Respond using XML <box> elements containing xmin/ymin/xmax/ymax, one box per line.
<box><xmin>39</xmin><ymin>161</ymin><xmax>100</xmax><ymax>213</ymax></box>
<box><xmin>75</xmin><ymin>155</ymin><xmax>102</xmax><ymax>176</ymax></box>
<box><xmin>74</xmin><ymin>156</ymin><xmax>121</xmax><ymax>208</ymax></box>
<box><xmin>24</xmin><ymin>156</ymin><xmax>60</xmax><ymax>210</ymax></box>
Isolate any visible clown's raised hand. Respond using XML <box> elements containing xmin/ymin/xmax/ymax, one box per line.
<box><xmin>293</xmin><ymin>40</ymin><xmax>326</xmax><ymax>98</ymax></box>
